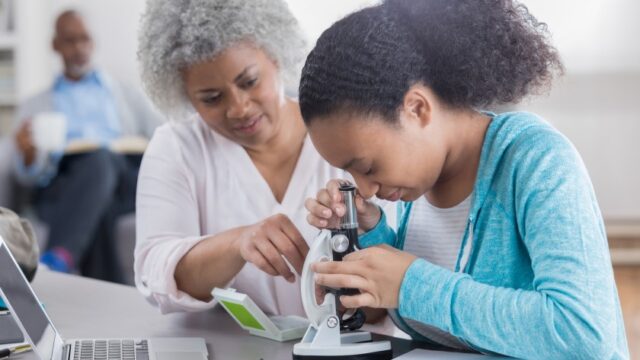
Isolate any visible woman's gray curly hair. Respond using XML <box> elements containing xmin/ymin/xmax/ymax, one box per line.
<box><xmin>138</xmin><ymin>0</ymin><xmax>307</xmax><ymax>118</ymax></box>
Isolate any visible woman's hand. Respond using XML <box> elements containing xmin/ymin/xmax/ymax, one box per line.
<box><xmin>312</xmin><ymin>245</ymin><xmax>417</xmax><ymax>309</ymax></box>
<box><xmin>235</xmin><ymin>213</ymin><xmax>308</xmax><ymax>282</ymax></box>
<box><xmin>305</xmin><ymin>179</ymin><xmax>381</xmax><ymax>232</ymax></box>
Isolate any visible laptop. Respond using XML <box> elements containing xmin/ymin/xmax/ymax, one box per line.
<box><xmin>0</xmin><ymin>236</ymin><xmax>208</xmax><ymax>360</ymax></box>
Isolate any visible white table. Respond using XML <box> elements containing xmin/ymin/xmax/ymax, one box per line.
<box><xmin>18</xmin><ymin>270</ymin><xmax>427</xmax><ymax>359</ymax></box>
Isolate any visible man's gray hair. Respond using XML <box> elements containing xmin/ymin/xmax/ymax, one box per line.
<box><xmin>138</xmin><ymin>0</ymin><xmax>307</xmax><ymax>119</ymax></box>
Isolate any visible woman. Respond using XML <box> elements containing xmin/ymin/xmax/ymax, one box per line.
<box><xmin>302</xmin><ymin>0</ymin><xmax>628</xmax><ymax>358</ymax></box>
<box><xmin>134</xmin><ymin>0</ymin><xmax>345</xmax><ymax>316</ymax></box>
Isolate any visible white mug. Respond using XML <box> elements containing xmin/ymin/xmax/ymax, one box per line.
<box><xmin>31</xmin><ymin>112</ymin><xmax>67</xmax><ymax>153</ymax></box>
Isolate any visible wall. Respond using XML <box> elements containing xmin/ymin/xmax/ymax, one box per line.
<box><xmin>17</xmin><ymin>0</ymin><xmax>640</xmax><ymax>96</ymax></box>
<box><xmin>517</xmin><ymin>0</ymin><xmax>640</xmax><ymax>220</ymax></box>
<box><xmin>13</xmin><ymin>0</ymin><xmax>640</xmax><ymax>220</ymax></box>
<box><xmin>523</xmin><ymin>74</ymin><xmax>640</xmax><ymax>220</ymax></box>
<box><xmin>15</xmin><ymin>0</ymin><xmax>147</xmax><ymax>99</ymax></box>
<box><xmin>524</xmin><ymin>0</ymin><xmax>640</xmax><ymax>74</ymax></box>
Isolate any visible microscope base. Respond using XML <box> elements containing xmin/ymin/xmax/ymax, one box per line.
<box><xmin>293</xmin><ymin>332</ymin><xmax>392</xmax><ymax>359</ymax></box>
<box><xmin>292</xmin><ymin>349</ymin><xmax>392</xmax><ymax>360</ymax></box>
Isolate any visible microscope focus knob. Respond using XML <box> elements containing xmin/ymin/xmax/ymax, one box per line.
<box><xmin>331</xmin><ymin>234</ymin><xmax>350</xmax><ymax>253</ymax></box>
<box><xmin>327</xmin><ymin>315</ymin><xmax>339</xmax><ymax>328</ymax></box>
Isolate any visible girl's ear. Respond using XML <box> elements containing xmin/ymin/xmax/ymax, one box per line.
<box><xmin>401</xmin><ymin>85</ymin><xmax>433</xmax><ymax>129</ymax></box>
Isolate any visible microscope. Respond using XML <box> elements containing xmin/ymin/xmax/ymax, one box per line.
<box><xmin>293</xmin><ymin>184</ymin><xmax>392</xmax><ymax>359</ymax></box>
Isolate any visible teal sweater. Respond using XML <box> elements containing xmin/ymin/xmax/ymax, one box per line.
<box><xmin>360</xmin><ymin>112</ymin><xmax>629</xmax><ymax>359</ymax></box>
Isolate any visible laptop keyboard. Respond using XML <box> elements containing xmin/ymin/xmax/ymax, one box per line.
<box><xmin>72</xmin><ymin>339</ymin><xmax>149</xmax><ymax>360</ymax></box>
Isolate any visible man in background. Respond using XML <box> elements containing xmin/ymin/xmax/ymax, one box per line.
<box><xmin>13</xmin><ymin>10</ymin><xmax>162</xmax><ymax>282</ymax></box>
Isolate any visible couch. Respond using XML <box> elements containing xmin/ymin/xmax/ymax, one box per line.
<box><xmin>0</xmin><ymin>136</ymin><xmax>137</xmax><ymax>285</ymax></box>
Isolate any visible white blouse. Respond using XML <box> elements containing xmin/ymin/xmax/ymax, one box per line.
<box><xmin>134</xmin><ymin>116</ymin><xmax>345</xmax><ymax>315</ymax></box>
<box><xmin>403</xmin><ymin>195</ymin><xmax>472</xmax><ymax>270</ymax></box>
<box><xmin>400</xmin><ymin>194</ymin><xmax>472</xmax><ymax>349</ymax></box>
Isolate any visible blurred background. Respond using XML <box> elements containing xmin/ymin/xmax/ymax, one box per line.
<box><xmin>0</xmin><ymin>0</ymin><xmax>637</xmax><ymax>357</ymax></box>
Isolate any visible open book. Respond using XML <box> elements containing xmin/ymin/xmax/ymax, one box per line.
<box><xmin>64</xmin><ymin>136</ymin><xmax>149</xmax><ymax>155</ymax></box>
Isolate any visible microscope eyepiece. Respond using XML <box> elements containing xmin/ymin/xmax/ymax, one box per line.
<box><xmin>338</xmin><ymin>183</ymin><xmax>356</xmax><ymax>192</ymax></box>
<box><xmin>338</xmin><ymin>184</ymin><xmax>358</xmax><ymax>230</ymax></box>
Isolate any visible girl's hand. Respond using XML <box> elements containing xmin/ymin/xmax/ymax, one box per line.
<box><xmin>236</xmin><ymin>214</ymin><xmax>308</xmax><ymax>282</ymax></box>
<box><xmin>305</xmin><ymin>179</ymin><xmax>381</xmax><ymax>232</ymax></box>
<box><xmin>312</xmin><ymin>245</ymin><xmax>417</xmax><ymax>309</ymax></box>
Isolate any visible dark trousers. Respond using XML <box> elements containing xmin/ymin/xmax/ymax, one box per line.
<box><xmin>34</xmin><ymin>149</ymin><xmax>141</xmax><ymax>283</ymax></box>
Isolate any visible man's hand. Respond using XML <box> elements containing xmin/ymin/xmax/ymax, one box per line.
<box><xmin>15</xmin><ymin>121</ymin><xmax>37</xmax><ymax>166</ymax></box>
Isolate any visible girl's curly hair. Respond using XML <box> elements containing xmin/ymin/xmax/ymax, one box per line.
<box><xmin>299</xmin><ymin>0</ymin><xmax>564</xmax><ymax>123</ymax></box>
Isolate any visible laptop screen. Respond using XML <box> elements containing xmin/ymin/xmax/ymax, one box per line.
<box><xmin>0</xmin><ymin>240</ymin><xmax>59</xmax><ymax>359</ymax></box>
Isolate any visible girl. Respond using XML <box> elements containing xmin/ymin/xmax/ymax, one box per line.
<box><xmin>301</xmin><ymin>0</ymin><xmax>629</xmax><ymax>358</ymax></box>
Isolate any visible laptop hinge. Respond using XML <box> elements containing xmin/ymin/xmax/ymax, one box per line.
<box><xmin>61</xmin><ymin>343</ymin><xmax>72</xmax><ymax>360</ymax></box>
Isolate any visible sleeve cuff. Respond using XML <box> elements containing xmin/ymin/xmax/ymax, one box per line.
<box><xmin>14</xmin><ymin>150</ymin><xmax>41</xmax><ymax>178</ymax></box>
<box><xmin>13</xmin><ymin>149</ymin><xmax>60</xmax><ymax>186</ymax></box>
<box><xmin>359</xmin><ymin>208</ymin><xmax>397</xmax><ymax>248</ymax></box>
<box><xmin>397</xmin><ymin>258</ymin><xmax>462</xmax><ymax>332</ymax></box>
<box><xmin>136</xmin><ymin>235</ymin><xmax>219</xmax><ymax>314</ymax></box>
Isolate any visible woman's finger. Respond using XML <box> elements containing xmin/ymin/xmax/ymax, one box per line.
<box><xmin>247</xmin><ymin>250</ymin><xmax>279</xmax><ymax>277</ymax></box>
<box><xmin>255</xmin><ymin>239</ymin><xmax>295</xmax><ymax>282</ymax></box>
<box><xmin>274</xmin><ymin>214</ymin><xmax>309</xmax><ymax>263</ymax></box>
<box><xmin>267</xmin><ymin>227</ymin><xmax>305</xmax><ymax>275</ymax></box>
